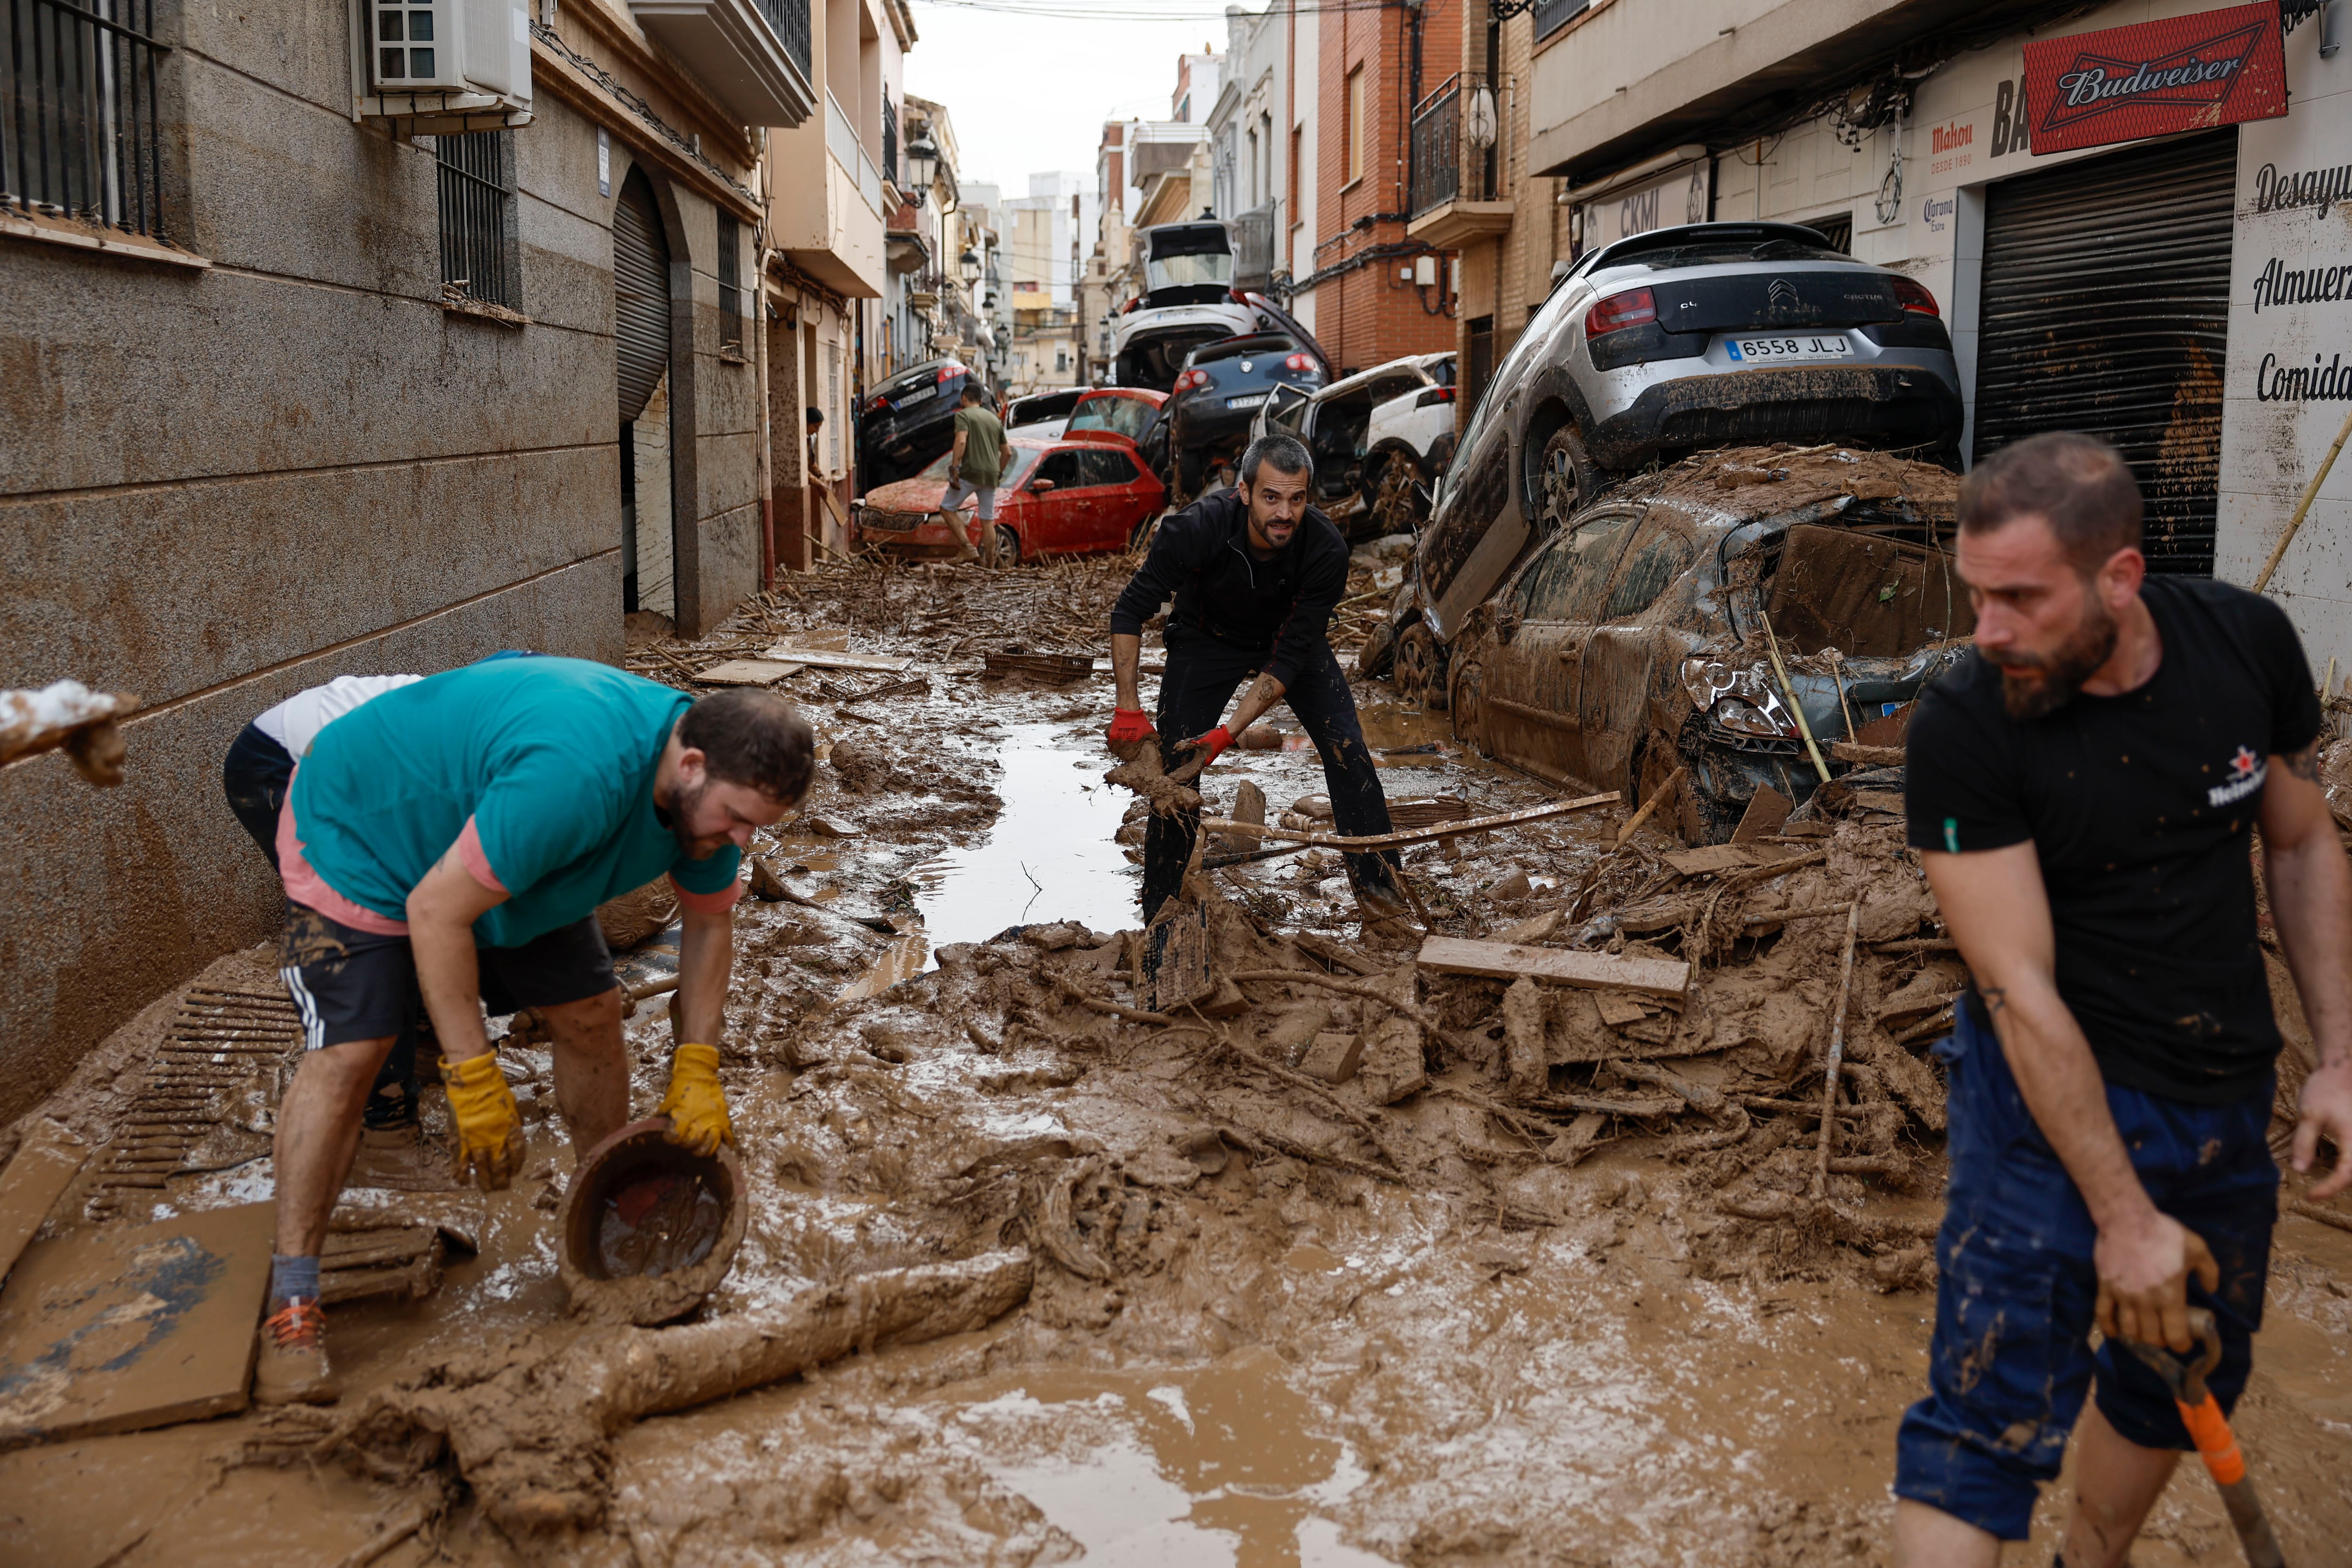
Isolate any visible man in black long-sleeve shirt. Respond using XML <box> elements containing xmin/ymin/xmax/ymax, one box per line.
<box><xmin>1106</xmin><ymin>434</ymin><xmax>1406</xmax><ymax>926</ymax></box>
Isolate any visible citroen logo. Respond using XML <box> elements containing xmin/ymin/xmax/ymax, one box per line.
<box><xmin>1769</xmin><ymin>279</ymin><xmax>1799</xmax><ymax>308</ymax></box>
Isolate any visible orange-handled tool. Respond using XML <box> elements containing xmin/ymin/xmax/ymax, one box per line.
<box><xmin>2122</xmin><ymin>1307</ymin><xmax>2286</xmax><ymax>1568</ymax></box>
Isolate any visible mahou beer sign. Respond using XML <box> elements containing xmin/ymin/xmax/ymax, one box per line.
<box><xmin>2023</xmin><ymin>2</ymin><xmax>2288</xmax><ymax>156</ymax></box>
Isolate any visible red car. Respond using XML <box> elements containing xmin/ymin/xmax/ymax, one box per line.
<box><xmin>851</xmin><ymin>436</ymin><xmax>1168</xmax><ymax>561</ymax></box>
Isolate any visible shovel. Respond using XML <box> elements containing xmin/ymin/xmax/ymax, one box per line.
<box><xmin>2121</xmin><ymin>1307</ymin><xmax>2286</xmax><ymax>1568</ymax></box>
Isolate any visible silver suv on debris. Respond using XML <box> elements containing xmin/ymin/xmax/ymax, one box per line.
<box><xmin>1409</xmin><ymin>222</ymin><xmax>1963</xmax><ymax>661</ymax></box>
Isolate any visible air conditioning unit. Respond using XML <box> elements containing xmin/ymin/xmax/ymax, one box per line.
<box><xmin>351</xmin><ymin>0</ymin><xmax>532</xmax><ymax>130</ymax></box>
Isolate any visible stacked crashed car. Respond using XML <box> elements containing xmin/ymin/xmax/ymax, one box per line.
<box><xmin>1383</xmin><ymin>220</ymin><xmax>1964</xmax><ymax>708</ymax></box>
<box><xmin>1253</xmin><ymin>351</ymin><xmax>1456</xmax><ymax>539</ymax></box>
<box><xmin>1164</xmin><ymin>320</ymin><xmax>1330</xmax><ymax>497</ymax></box>
<box><xmin>850</xmin><ymin>438</ymin><xmax>1166</xmax><ymax>562</ymax></box>
<box><xmin>855</xmin><ymin>358</ymin><xmax>985</xmax><ymax>493</ymax></box>
<box><xmin>1112</xmin><ymin>221</ymin><xmax>1261</xmax><ymax>390</ymax></box>
<box><xmin>1439</xmin><ymin>446</ymin><xmax>1970</xmax><ymax>842</ymax></box>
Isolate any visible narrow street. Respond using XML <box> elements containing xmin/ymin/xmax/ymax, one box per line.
<box><xmin>8</xmin><ymin>542</ymin><xmax>2352</xmax><ymax>1566</ymax></box>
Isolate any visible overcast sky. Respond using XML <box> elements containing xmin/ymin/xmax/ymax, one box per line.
<box><xmin>903</xmin><ymin>0</ymin><xmax>1237</xmax><ymax>201</ymax></box>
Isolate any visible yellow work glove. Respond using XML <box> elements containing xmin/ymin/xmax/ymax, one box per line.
<box><xmin>658</xmin><ymin>1042</ymin><xmax>732</xmax><ymax>1156</ymax></box>
<box><xmin>440</xmin><ymin>1051</ymin><xmax>525</xmax><ymax>1192</ymax></box>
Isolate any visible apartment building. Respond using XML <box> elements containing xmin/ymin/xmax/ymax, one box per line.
<box><xmin>0</xmin><ymin>0</ymin><xmax>822</xmax><ymax>1114</ymax></box>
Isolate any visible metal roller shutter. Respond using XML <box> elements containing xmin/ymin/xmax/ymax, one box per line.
<box><xmin>1972</xmin><ymin>129</ymin><xmax>2237</xmax><ymax>576</ymax></box>
<box><xmin>614</xmin><ymin>169</ymin><xmax>670</xmax><ymax>424</ymax></box>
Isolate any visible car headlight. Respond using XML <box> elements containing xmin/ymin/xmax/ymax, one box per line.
<box><xmin>1710</xmin><ymin>697</ymin><xmax>1797</xmax><ymax>739</ymax></box>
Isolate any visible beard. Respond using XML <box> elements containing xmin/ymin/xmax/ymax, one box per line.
<box><xmin>1993</xmin><ymin>598</ymin><xmax>2118</xmax><ymax>720</ymax></box>
<box><xmin>665</xmin><ymin>777</ymin><xmax>716</xmax><ymax>857</ymax></box>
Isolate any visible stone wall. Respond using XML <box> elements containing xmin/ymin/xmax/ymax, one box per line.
<box><xmin>0</xmin><ymin>0</ymin><xmax>766</xmax><ymax>1123</ymax></box>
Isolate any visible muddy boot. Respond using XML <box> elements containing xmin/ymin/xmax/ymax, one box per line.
<box><xmin>1356</xmin><ymin>886</ymin><xmax>1418</xmax><ymax>947</ymax></box>
<box><xmin>254</xmin><ymin>1297</ymin><xmax>339</xmax><ymax>1405</ymax></box>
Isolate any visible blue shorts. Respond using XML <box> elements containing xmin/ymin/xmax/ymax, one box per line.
<box><xmin>1892</xmin><ymin>1001</ymin><xmax>2277</xmax><ymax>1540</ymax></box>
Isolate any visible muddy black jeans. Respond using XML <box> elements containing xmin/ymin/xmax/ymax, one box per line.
<box><xmin>1141</xmin><ymin>626</ymin><xmax>1400</xmax><ymax>922</ymax></box>
<box><xmin>223</xmin><ymin>720</ymin><xmax>420</xmax><ymax>1130</ymax></box>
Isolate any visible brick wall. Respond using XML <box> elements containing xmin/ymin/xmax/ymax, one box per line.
<box><xmin>1307</xmin><ymin>0</ymin><xmax>1462</xmax><ymax>376</ymax></box>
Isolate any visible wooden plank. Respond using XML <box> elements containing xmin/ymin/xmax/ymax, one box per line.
<box><xmin>759</xmin><ymin>645</ymin><xmax>916</xmax><ymax>673</ymax></box>
<box><xmin>1661</xmin><ymin>843</ymin><xmax>1760</xmax><ymax>877</ymax></box>
<box><xmin>1731</xmin><ymin>786</ymin><xmax>1793</xmax><ymax>843</ymax></box>
<box><xmin>0</xmin><ymin>1202</ymin><xmax>275</xmax><ymax>1444</ymax></box>
<box><xmin>1416</xmin><ymin>935</ymin><xmax>1689</xmax><ymax>999</ymax></box>
<box><xmin>694</xmin><ymin>659</ymin><xmax>805</xmax><ymax>686</ymax></box>
<box><xmin>1199</xmin><ymin>791</ymin><xmax>1618</xmax><ymax>852</ymax></box>
<box><xmin>0</xmin><ymin>1122</ymin><xmax>87</xmax><ymax>1286</ymax></box>
<box><xmin>1830</xmin><ymin>741</ymin><xmax>1906</xmax><ymax>766</ymax></box>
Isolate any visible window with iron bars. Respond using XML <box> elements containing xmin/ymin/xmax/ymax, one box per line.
<box><xmin>717</xmin><ymin>214</ymin><xmax>741</xmax><ymax>350</ymax></box>
<box><xmin>2</xmin><ymin>0</ymin><xmax>172</xmax><ymax>239</ymax></box>
<box><xmin>436</xmin><ymin>130</ymin><xmax>519</xmax><ymax>309</ymax></box>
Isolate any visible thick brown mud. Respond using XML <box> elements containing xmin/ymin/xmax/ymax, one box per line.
<box><xmin>6</xmin><ymin>553</ymin><xmax>2352</xmax><ymax>1566</ymax></box>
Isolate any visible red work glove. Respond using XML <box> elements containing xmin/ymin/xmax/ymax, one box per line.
<box><xmin>1180</xmin><ymin>725</ymin><xmax>1234</xmax><ymax>769</ymax></box>
<box><xmin>1106</xmin><ymin>708</ymin><xmax>1157</xmax><ymax>748</ymax></box>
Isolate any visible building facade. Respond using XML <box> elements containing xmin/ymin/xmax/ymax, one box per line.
<box><xmin>0</xmin><ymin>0</ymin><xmax>819</xmax><ymax>1117</ymax></box>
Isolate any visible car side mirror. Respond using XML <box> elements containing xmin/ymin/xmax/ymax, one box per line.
<box><xmin>1029</xmin><ymin>478</ymin><xmax>1056</xmax><ymax>493</ymax></box>
<box><xmin>1494</xmin><ymin>610</ymin><xmax>1522</xmax><ymax>645</ymax></box>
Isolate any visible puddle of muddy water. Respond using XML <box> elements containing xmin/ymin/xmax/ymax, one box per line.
<box><xmin>909</xmin><ymin>722</ymin><xmax>1138</xmax><ymax>953</ymax></box>
<box><xmin>934</xmin><ymin>1346</ymin><xmax>1390</xmax><ymax>1567</ymax></box>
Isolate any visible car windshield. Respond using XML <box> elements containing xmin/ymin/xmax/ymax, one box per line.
<box><xmin>1148</xmin><ymin>252</ymin><xmax>1233</xmax><ymax>291</ymax></box>
<box><xmin>1191</xmin><ymin>335</ymin><xmax>1294</xmax><ymax>366</ymax></box>
<box><xmin>1069</xmin><ymin>397</ymin><xmax>1154</xmax><ymax>439</ymax></box>
<box><xmin>917</xmin><ymin>445</ymin><xmax>1042</xmax><ymax>486</ymax></box>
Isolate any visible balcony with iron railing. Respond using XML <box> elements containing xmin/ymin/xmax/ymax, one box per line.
<box><xmin>1406</xmin><ymin>73</ymin><xmax>1514</xmax><ymax>250</ymax></box>
<box><xmin>629</xmin><ymin>0</ymin><xmax>813</xmax><ymax>127</ymax></box>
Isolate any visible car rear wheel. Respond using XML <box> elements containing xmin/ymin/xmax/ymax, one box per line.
<box><xmin>1393</xmin><ymin>622</ymin><xmax>1448</xmax><ymax>711</ymax></box>
<box><xmin>1537</xmin><ymin>425</ymin><xmax>1600</xmax><ymax>530</ymax></box>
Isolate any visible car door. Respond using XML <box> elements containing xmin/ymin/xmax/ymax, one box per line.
<box><xmin>1481</xmin><ymin>506</ymin><xmax>1639</xmax><ymax>784</ymax></box>
<box><xmin>1022</xmin><ymin>449</ymin><xmax>1091</xmax><ymax>554</ymax></box>
<box><xmin>1074</xmin><ymin>446</ymin><xmax>1153</xmax><ymax>551</ymax></box>
<box><xmin>1578</xmin><ymin>510</ymin><xmax>1699</xmax><ymax>790</ymax></box>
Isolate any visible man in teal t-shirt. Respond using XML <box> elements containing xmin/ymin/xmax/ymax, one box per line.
<box><xmin>260</xmin><ymin>658</ymin><xmax>812</xmax><ymax>1405</ymax></box>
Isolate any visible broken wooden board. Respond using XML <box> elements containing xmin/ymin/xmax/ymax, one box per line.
<box><xmin>321</xmin><ymin>1225</ymin><xmax>443</xmax><ymax>1305</ymax></box>
<box><xmin>1200</xmin><ymin>791</ymin><xmax>1617</xmax><ymax>852</ymax></box>
<box><xmin>0</xmin><ymin>1122</ymin><xmax>87</xmax><ymax>1286</ymax></box>
<box><xmin>1660</xmin><ymin>842</ymin><xmax>1808</xmax><ymax>877</ymax></box>
<box><xmin>1145</xmin><ymin>899</ymin><xmax>1214</xmax><ymax>1014</ymax></box>
<box><xmin>758</xmin><ymin>645</ymin><xmax>915</xmax><ymax>674</ymax></box>
<box><xmin>1730</xmin><ymin>786</ymin><xmax>1793</xmax><ymax>844</ymax></box>
<box><xmin>1593</xmin><ymin>992</ymin><xmax>1649</xmax><ymax>1028</ymax></box>
<box><xmin>0</xmin><ymin>1202</ymin><xmax>274</xmax><ymax>1446</ymax></box>
<box><xmin>1298</xmin><ymin>1032</ymin><xmax>1363</xmax><ymax>1085</ymax></box>
<box><xmin>982</xmin><ymin>652</ymin><xmax>1092</xmax><ymax>685</ymax></box>
<box><xmin>1829</xmin><ymin>741</ymin><xmax>1906</xmax><ymax>766</ymax></box>
<box><xmin>1290</xmin><ymin>931</ymin><xmax>1383</xmax><ymax>977</ymax></box>
<box><xmin>1416</xmin><ymin>936</ymin><xmax>1689</xmax><ymax>1000</ymax></box>
<box><xmin>693</xmin><ymin>659</ymin><xmax>805</xmax><ymax>686</ymax></box>
<box><xmin>777</xmin><ymin>630</ymin><xmax>851</xmax><ymax>651</ymax></box>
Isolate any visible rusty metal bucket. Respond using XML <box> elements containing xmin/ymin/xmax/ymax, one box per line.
<box><xmin>556</xmin><ymin>1117</ymin><xmax>747</xmax><ymax>1325</ymax></box>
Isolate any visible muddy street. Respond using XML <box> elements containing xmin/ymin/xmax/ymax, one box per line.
<box><xmin>5</xmin><ymin>550</ymin><xmax>2352</xmax><ymax>1568</ymax></box>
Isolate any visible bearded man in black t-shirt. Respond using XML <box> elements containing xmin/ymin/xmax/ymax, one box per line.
<box><xmin>1891</xmin><ymin>431</ymin><xmax>2352</xmax><ymax>1568</ymax></box>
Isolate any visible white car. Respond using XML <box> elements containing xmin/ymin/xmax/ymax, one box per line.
<box><xmin>1253</xmin><ymin>352</ymin><xmax>1457</xmax><ymax>539</ymax></box>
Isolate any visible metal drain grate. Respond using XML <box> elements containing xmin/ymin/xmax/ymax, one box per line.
<box><xmin>85</xmin><ymin>987</ymin><xmax>302</xmax><ymax>1219</ymax></box>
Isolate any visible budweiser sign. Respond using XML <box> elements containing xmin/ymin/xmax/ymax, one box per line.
<box><xmin>2022</xmin><ymin>2</ymin><xmax>2287</xmax><ymax>156</ymax></box>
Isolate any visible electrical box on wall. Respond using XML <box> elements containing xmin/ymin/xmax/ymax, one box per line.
<box><xmin>351</xmin><ymin>0</ymin><xmax>532</xmax><ymax>130</ymax></box>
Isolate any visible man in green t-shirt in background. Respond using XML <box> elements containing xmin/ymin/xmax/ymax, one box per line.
<box><xmin>938</xmin><ymin>382</ymin><xmax>1010</xmax><ymax>567</ymax></box>
<box><xmin>260</xmin><ymin>659</ymin><xmax>812</xmax><ymax>1404</ymax></box>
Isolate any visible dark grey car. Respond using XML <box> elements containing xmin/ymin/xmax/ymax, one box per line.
<box><xmin>1440</xmin><ymin>446</ymin><xmax>1971</xmax><ymax>841</ymax></box>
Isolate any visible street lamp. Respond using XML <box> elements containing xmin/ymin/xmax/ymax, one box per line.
<box><xmin>959</xmin><ymin>248</ymin><xmax>980</xmax><ymax>284</ymax></box>
<box><xmin>906</xmin><ymin>136</ymin><xmax>938</xmax><ymax>191</ymax></box>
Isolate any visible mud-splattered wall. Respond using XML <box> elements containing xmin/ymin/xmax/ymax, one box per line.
<box><xmin>0</xmin><ymin>10</ymin><xmax>768</xmax><ymax>1122</ymax></box>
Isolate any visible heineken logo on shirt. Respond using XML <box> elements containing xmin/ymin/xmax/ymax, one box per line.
<box><xmin>2207</xmin><ymin>745</ymin><xmax>2267</xmax><ymax>807</ymax></box>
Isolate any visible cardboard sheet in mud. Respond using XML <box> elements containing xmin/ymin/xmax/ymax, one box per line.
<box><xmin>0</xmin><ymin>1201</ymin><xmax>273</xmax><ymax>1445</ymax></box>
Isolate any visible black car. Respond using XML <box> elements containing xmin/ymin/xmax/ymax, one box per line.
<box><xmin>1165</xmin><ymin>332</ymin><xmax>1330</xmax><ymax>497</ymax></box>
<box><xmin>856</xmin><ymin>357</ymin><xmax>978</xmax><ymax>495</ymax></box>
